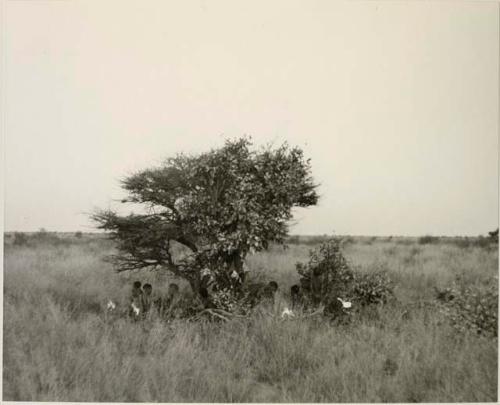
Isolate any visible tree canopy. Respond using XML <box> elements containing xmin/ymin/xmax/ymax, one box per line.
<box><xmin>93</xmin><ymin>138</ymin><xmax>318</xmax><ymax>295</ymax></box>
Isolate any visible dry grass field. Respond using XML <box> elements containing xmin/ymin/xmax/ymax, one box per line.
<box><xmin>3</xmin><ymin>233</ymin><xmax>498</xmax><ymax>402</ymax></box>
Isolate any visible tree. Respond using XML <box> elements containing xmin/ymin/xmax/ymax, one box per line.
<box><xmin>93</xmin><ymin>138</ymin><xmax>318</xmax><ymax>297</ymax></box>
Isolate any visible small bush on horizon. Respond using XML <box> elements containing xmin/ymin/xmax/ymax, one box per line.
<box><xmin>418</xmin><ymin>235</ymin><xmax>439</xmax><ymax>245</ymax></box>
<box><xmin>13</xmin><ymin>232</ymin><xmax>28</xmax><ymax>247</ymax></box>
<box><xmin>31</xmin><ymin>231</ymin><xmax>65</xmax><ymax>246</ymax></box>
<box><xmin>11</xmin><ymin>230</ymin><xmax>72</xmax><ymax>248</ymax></box>
<box><xmin>287</xmin><ymin>235</ymin><xmax>301</xmax><ymax>244</ymax></box>
<box><xmin>449</xmin><ymin>235</ymin><xmax>497</xmax><ymax>250</ymax></box>
<box><xmin>488</xmin><ymin>228</ymin><xmax>499</xmax><ymax>244</ymax></box>
<box><xmin>341</xmin><ymin>236</ymin><xmax>355</xmax><ymax>246</ymax></box>
<box><xmin>396</xmin><ymin>238</ymin><xmax>413</xmax><ymax>245</ymax></box>
<box><xmin>451</xmin><ymin>237</ymin><xmax>471</xmax><ymax>249</ymax></box>
<box><xmin>472</xmin><ymin>235</ymin><xmax>494</xmax><ymax>249</ymax></box>
<box><xmin>363</xmin><ymin>236</ymin><xmax>377</xmax><ymax>245</ymax></box>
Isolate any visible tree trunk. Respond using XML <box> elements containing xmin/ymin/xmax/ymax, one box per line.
<box><xmin>227</xmin><ymin>251</ymin><xmax>245</xmax><ymax>290</ymax></box>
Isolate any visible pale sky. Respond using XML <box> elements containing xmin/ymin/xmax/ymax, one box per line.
<box><xmin>3</xmin><ymin>0</ymin><xmax>499</xmax><ymax>236</ymax></box>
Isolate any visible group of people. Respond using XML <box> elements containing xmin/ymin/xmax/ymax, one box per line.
<box><xmin>245</xmin><ymin>280</ymin><xmax>279</xmax><ymax>307</ymax></box>
<box><xmin>124</xmin><ymin>278</ymin><xmax>346</xmax><ymax>321</ymax></box>
<box><xmin>128</xmin><ymin>280</ymin><xmax>181</xmax><ymax>320</ymax></box>
<box><xmin>126</xmin><ymin>279</ymin><xmax>282</xmax><ymax>319</ymax></box>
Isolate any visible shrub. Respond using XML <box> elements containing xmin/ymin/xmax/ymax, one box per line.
<box><xmin>450</xmin><ymin>236</ymin><xmax>495</xmax><ymax>250</ymax></box>
<box><xmin>434</xmin><ymin>286</ymin><xmax>455</xmax><ymax>303</ymax></box>
<box><xmin>418</xmin><ymin>235</ymin><xmax>439</xmax><ymax>245</ymax></box>
<box><xmin>13</xmin><ymin>232</ymin><xmax>28</xmax><ymax>247</ymax></box>
<box><xmin>211</xmin><ymin>288</ymin><xmax>252</xmax><ymax>315</ymax></box>
<box><xmin>438</xmin><ymin>278</ymin><xmax>498</xmax><ymax>337</ymax></box>
<box><xmin>452</xmin><ymin>237</ymin><xmax>470</xmax><ymax>249</ymax></box>
<box><xmin>350</xmin><ymin>269</ymin><xmax>394</xmax><ymax>307</ymax></box>
<box><xmin>296</xmin><ymin>235</ymin><xmax>330</xmax><ymax>246</ymax></box>
<box><xmin>470</xmin><ymin>236</ymin><xmax>493</xmax><ymax>249</ymax></box>
<box><xmin>286</xmin><ymin>235</ymin><xmax>301</xmax><ymax>245</ymax></box>
<box><xmin>75</xmin><ymin>231</ymin><xmax>83</xmax><ymax>239</ymax></box>
<box><xmin>396</xmin><ymin>238</ymin><xmax>413</xmax><ymax>245</ymax></box>
<box><xmin>31</xmin><ymin>230</ymin><xmax>67</xmax><ymax>246</ymax></box>
<box><xmin>341</xmin><ymin>236</ymin><xmax>355</xmax><ymax>246</ymax></box>
<box><xmin>296</xmin><ymin>239</ymin><xmax>394</xmax><ymax>310</ymax></box>
<box><xmin>363</xmin><ymin>236</ymin><xmax>376</xmax><ymax>245</ymax></box>
<box><xmin>488</xmin><ymin>228</ymin><xmax>498</xmax><ymax>244</ymax></box>
<box><xmin>296</xmin><ymin>238</ymin><xmax>354</xmax><ymax>307</ymax></box>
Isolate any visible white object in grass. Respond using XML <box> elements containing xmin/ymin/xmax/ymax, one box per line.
<box><xmin>131</xmin><ymin>302</ymin><xmax>140</xmax><ymax>316</ymax></box>
<box><xmin>337</xmin><ymin>298</ymin><xmax>352</xmax><ymax>308</ymax></box>
<box><xmin>106</xmin><ymin>300</ymin><xmax>116</xmax><ymax>311</ymax></box>
<box><xmin>281</xmin><ymin>307</ymin><xmax>295</xmax><ymax>318</ymax></box>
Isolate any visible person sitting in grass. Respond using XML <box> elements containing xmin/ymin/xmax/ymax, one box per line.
<box><xmin>323</xmin><ymin>294</ymin><xmax>351</xmax><ymax>324</ymax></box>
<box><xmin>262</xmin><ymin>281</ymin><xmax>278</xmax><ymax>304</ymax></box>
<box><xmin>156</xmin><ymin>283</ymin><xmax>181</xmax><ymax>318</ymax></box>
<box><xmin>198</xmin><ymin>287</ymin><xmax>215</xmax><ymax>309</ymax></box>
<box><xmin>323</xmin><ymin>295</ymin><xmax>343</xmax><ymax>318</ymax></box>
<box><xmin>245</xmin><ymin>280</ymin><xmax>278</xmax><ymax>306</ymax></box>
<box><xmin>167</xmin><ymin>283</ymin><xmax>180</xmax><ymax>306</ymax></box>
<box><xmin>290</xmin><ymin>284</ymin><xmax>302</xmax><ymax>309</ymax></box>
<box><xmin>129</xmin><ymin>280</ymin><xmax>143</xmax><ymax>319</ymax></box>
<box><xmin>244</xmin><ymin>282</ymin><xmax>266</xmax><ymax>307</ymax></box>
<box><xmin>141</xmin><ymin>283</ymin><xmax>153</xmax><ymax>316</ymax></box>
<box><xmin>251</xmin><ymin>280</ymin><xmax>283</xmax><ymax>317</ymax></box>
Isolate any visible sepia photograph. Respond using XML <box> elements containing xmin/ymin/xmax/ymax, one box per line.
<box><xmin>2</xmin><ymin>0</ymin><xmax>499</xmax><ymax>402</ymax></box>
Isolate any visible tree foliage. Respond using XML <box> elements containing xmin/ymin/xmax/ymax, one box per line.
<box><xmin>93</xmin><ymin>138</ymin><xmax>318</xmax><ymax>296</ymax></box>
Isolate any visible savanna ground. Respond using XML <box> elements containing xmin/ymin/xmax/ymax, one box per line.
<box><xmin>3</xmin><ymin>233</ymin><xmax>498</xmax><ymax>402</ymax></box>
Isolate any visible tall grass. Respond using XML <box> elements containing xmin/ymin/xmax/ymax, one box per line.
<box><xmin>3</xmin><ymin>235</ymin><xmax>498</xmax><ymax>402</ymax></box>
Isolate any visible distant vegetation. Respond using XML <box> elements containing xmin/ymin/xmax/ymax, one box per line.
<box><xmin>8</xmin><ymin>230</ymin><xmax>107</xmax><ymax>248</ymax></box>
<box><xmin>418</xmin><ymin>235</ymin><xmax>440</xmax><ymax>245</ymax></box>
<box><xmin>489</xmin><ymin>228</ymin><xmax>499</xmax><ymax>243</ymax></box>
<box><xmin>287</xmin><ymin>233</ymin><xmax>499</xmax><ymax>250</ymax></box>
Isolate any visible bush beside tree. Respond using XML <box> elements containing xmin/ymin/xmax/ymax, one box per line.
<box><xmin>296</xmin><ymin>238</ymin><xmax>394</xmax><ymax>313</ymax></box>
